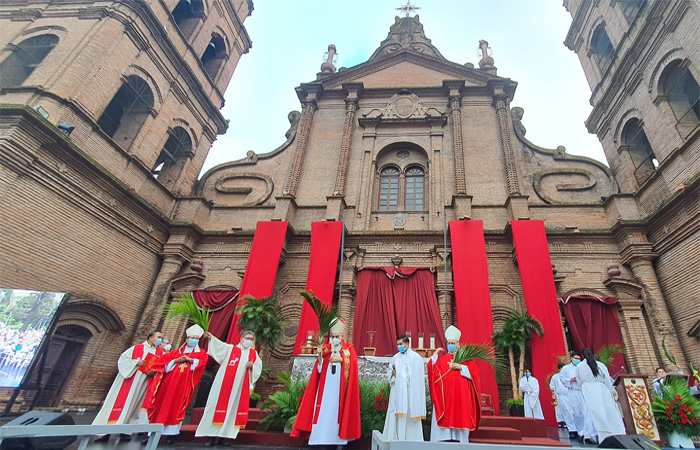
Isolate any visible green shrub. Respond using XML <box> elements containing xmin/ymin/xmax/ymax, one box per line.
<box><xmin>359</xmin><ymin>379</ymin><xmax>391</xmax><ymax>439</ymax></box>
<box><xmin>258</xmin><ymin>372</ymin><xmax>307</xmax><ymax>432</ymax></box>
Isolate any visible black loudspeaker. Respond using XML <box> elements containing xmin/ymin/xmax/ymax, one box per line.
<box><xmin>1</xmin><ymin>411</ymin><xmax>76</xmax><ymax>450</ymax></box>
<box><xmin>598</xmin><ymin>434</ymin><xmax>660</xmax><ymax>449</ymax></box>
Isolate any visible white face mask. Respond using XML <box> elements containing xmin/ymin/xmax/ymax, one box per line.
<box><xmin>163</xmin><ymin>344</ymin><xmax>172</xmax><ymax>352</ymax></box>
<box><xmin>331</xmin><ymin>338</ymin><xmax>342</xmax><ymax>346</ymax></box>
<box><xmin>242</xmin><ymin>339</ymin><xmax>253</xmax><ymax>349</ymax></box>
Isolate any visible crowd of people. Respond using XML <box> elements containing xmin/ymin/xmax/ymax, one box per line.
<box><xmin>93</xmin><ymin>320</ymin><xmax>697</xmax><ymax>448</ymax></box>
<box><xmin>0</xmin><ymin>323</ymin><xmax>44</xmax><ymax>387</ymax></box>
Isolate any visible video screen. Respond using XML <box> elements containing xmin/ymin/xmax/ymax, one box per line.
<box><xmin>0</xmin><ymin>290</ymin><xmax>65</xmax><ymax>388</ymax></box>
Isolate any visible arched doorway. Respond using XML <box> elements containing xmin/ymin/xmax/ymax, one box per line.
<box><xmin>35</xmin><ymin>325</ymin><xmax>91</xmax><ymax>407</ymax></box>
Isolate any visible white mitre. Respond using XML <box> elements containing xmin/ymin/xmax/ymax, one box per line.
<box><xmin>445</xmin><ymin>325</ymin><xmax>461</xmax><ymax>341</ymax></box>
<box><xmin>330</xmin><ymin>318</ymin><xmax>346</xmax><ymax>335</ymax></box>
<box><xmin>186</xmin><ymin>324</ymin><xmax>204</xmax><ymax>337</ymax></box>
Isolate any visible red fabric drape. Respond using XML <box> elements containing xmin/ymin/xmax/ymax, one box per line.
<box><xmin>193</xmin><ymin>290</ymin><xmax>238</xmax><ymax>347</ymax></box>
<box><xmin>227</xmin><ymin>221</ymin><xmax>288</xmax><ymax>343</ymax></box>
<box><xmin>561</xmin><ymin>296</ymin><xmax>626</xmax><ymax>372</ymax></box>
<box><xmin>449</xmin><ymin>220</ymin><xmax>500</xmax><ymax>414</ymax></box>
<box><xmin>354</xmin><ymin>268</ymin><xmax>444</xmax><ymax>357</ymax></box>
<box><xmin>512</xmin><ymin>220</ymin><xmax>566</xmax><ymax>426</ymax></box>
<box><xmin>293</xmin><ymin>221</ymin><xmax>343</xmax><ymax>354</ymax></box>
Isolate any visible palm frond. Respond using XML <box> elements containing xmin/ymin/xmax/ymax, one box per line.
<box><xmin>162</xmin><ymin>292</ymin><xmax>210</xmax><ymax>331</ymax></box>
<box><xmin>596</xmin><ymin>344</ymin><xmax>625</xmax><ymax>367</ymax></box>
<box><xmin>662</xmin><ymin>336</ymin><xmax>677</xmax><ymax>366</ymax></box>
<box><xmin>299</xmin><ymin>290</ymin><xmax>339</xmax><ymax>346</ymax></box>
<box><xmin>453</xmin><ymin>343</ymin><xmax>507</xmax><ymax>381</ymax></box>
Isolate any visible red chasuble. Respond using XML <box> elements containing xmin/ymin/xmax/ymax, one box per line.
<box><xmin>428</xmin><ymin>354</ymin><xmax>482</xmax><ymax>431</ymax></box>
<box><xmin>290</xmin><ymin>342</ymin><xmax>361</xmax><ymax>441</ymax></box>
<box><xmin>213</xmin><ymin>345</ymin><xmax>256</xmax><ymax>426</ymax></box>
<box><xmin>147</xmin><ymin>346</ymin><xmax>208</xmax><ymax>426</ymax></box>
<box><xmin>139</xmin><ymin>348</ymin><xmax>165</xmax><ymax>410</ymax></box>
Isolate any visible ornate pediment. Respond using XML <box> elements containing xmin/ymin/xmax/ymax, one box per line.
<box><xmin>361</xmin><ymin>90</ymin><xmax>445</xmax><ymax>124</ymax></box>
<box><xmin>369</xmin><ymin>15</ymin><xmax>445</xmax><ymax>62</ymax></box>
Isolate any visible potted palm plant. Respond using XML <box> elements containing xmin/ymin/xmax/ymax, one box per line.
<box><xmin>235</xmin><ymin>295</ymin><xmax>287</xmax><ymax>359</ymax></box>
<box><xmin>492</xmin><ymin>309</ymin><xmax>544</xmax><ymax>416</ymax></box>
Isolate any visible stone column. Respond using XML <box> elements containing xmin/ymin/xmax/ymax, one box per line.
<box><xmin>338</xmin><ymin>286</ymin><xmax>356</xmax><ymax>343</ymax></box>
<box><xmin>284</xmin><ymin>87</ymin><xmax>320</xmax><ymax>197</ymax></box>
<box><xmin>136</xmin><ymin>254</ymin><xmax>186</xmax><ymax>341</ymax></box>
<box><xmin>494</xmin><ymin>96</ymin><xmax>520</xmax><ymax>195</ymax></box>
<box><xmin>448</xmin><ymin>95</ymin><xmax>467</xmax><ymax>195</ymax></box>
<box><xmin>334</xmin><ymin>84</ymin><xmax>362</xmax><ymax>196</ymax></box>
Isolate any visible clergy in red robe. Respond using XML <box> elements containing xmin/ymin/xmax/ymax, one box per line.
<box><xmin>291</xmin><ymin>318</ymin><xmax>361</xmax><ymax>446</ymax></box>
<box><xmin>427</xmin><ymin>325</ymin><xmax>482</xmax><ymax>443</ymax></box>
<box><xmin>92</xmin><ymin>331</ymin><xmax>163</xmax><ymax>428</ymax></box>
<box><xmin>147</xmin><ymin>324</ymin><xmax>208</xmax><ymax>440</ymax></box>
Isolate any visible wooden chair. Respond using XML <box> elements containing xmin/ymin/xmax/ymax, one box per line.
<box><xmin>481</xmin><ymin>393</ymin><xmax>495</xmax><ymax>415</ymax></box>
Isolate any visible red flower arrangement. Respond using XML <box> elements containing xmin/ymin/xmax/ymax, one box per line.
<box><xmin>652</xmin><ymin>378</ymin><xmax>700</xmax><ymax>439</ymax></box>
<box><xmin>298</xmin><ymin>386</ymin><xmax>306</xmax><ymax>404</ymax></box>
<box><xmin>374</xmin><ymin>389</ymin><xmax>388</xmax><ymax>412</ymax></box>
<box><xmin>663</xmin><ymin>395</ymin><xmax>697</xmax><ymax>426</ymax></box>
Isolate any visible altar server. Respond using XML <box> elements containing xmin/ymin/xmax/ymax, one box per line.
<box><xmin>520</xmin><ymin>368</ymin><xmax>545</xmax><ymax>419</ymax></box>
<box><xmin>550</xmin><ymin>363</ymin><xmax>574</xmax><ymax>429</ymax></box>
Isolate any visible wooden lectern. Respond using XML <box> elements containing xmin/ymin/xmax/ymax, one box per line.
<box><xmin>614</xmin><ymin>374</ymin><xmax>662</xmax><ymax>445</ymax></box>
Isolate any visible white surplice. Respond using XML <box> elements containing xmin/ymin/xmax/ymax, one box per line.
<box><xmin>576</xmin><ymin>361</ymin><xmax>625</xmax><ymax>442</ymax></box>
<box><xmin>195</xmin><ymin>337</ymin><xmax>262</xmax><ymax>439</ymax></box>
<box><xmin>560</xmin><ymin>362</ymin><xmax>589</xmax><ymax>434</ymax></box>
<box><xmin>309</xmin><ymin>344</ymin><xmax>349</xmax><ymax>446</ymax></box>
<box><xmin>429</xmin><ymin>353</ymin><xmax>472</xmax><ymax>444</ymax></box>
<box><xmin>550</xmin><ymin>373</ymin><xmax>574</xmax><ymax>426</ymax></box>
<box><xmin>92</xmin><ymin>341</ymin><xmax>159</xmax><ymax>425</ymax></box>
<box><xmin>383</xmin><ymin>349</ymin><xmax>426</xmax><ymax>441</ymax></box>
<box><xmin>519</xmin><ymin>375</ymin><xmax>545</xmax><ymax>419</ymax></box>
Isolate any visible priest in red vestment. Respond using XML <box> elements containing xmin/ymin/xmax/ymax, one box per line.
<box><xmin>427</xmin><ymin>325</ymin><xmax>482</xmax><ymax>443</ymax></box>
<box><xmin>147</xmin><ymin>324</ymin><xmax>208</xmax><ymax>441</ymax></box>
<box><xmin>291</xmin><ymin>318</ymin><xmax>361</xmax><ymax>446</ymax></box>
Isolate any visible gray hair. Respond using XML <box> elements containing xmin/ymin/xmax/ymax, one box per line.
<box><xmin>241</xmin><ymin>330</ymin><xmax>255</xmax><ymax>339</ymax></box>
<box><xmin>162</xmin><ymin>336</ymin><xmax>171</xmax><ymax>342</ymax></box>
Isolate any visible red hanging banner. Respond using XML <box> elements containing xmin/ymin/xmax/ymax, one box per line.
<box><xmin>227</xmin><ymin>221</ymin><xmax>288</xmax><ymax>343</ymax></box>
<box><xmin>511</xmin><ymin>220</ymin><xmax>566</xmax><ymax>426</ymax></box>
<box><xmin>293</xmin><ymin>221</ymin><xmax>343</xmax><ymax>354</ymax></box>
<box><xmin>449</xmin><ymin>220</ymin><xmax>500</xmax><ymax>415</ymax></box>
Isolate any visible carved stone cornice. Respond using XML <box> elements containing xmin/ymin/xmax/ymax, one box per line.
<box><xmin>614</xmin><ymin>225</ymin><xmax>658</xmax><ymax>265</ymax></box>
<box><xmin>603</xmin><ymin>276</ymin><xmax>644</xmax><ymax>300</ymax></box>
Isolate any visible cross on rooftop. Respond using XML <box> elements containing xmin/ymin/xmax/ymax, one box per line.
<box><xmin>396</xmin><ymin>0</ymin><xmax>420</xmax><ymax>17</ymax></box>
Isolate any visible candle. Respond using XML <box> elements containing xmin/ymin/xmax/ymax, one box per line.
<box><xmin>430</xmin><ymin>336</ymin><xmax>436</xmax><ymax>349</ymax></box>
<box><xmin>418</xmin><ymin>336</ymin><xmax>424</xmax><ymax>348</ymax></box>
<box><xmin>306</xmin><ymin>330</ymin><xmax>313</xmax><ymax>347</ymax></box>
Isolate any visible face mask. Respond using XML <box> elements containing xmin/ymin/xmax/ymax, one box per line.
<box><xmin>154</xmin><ymin>338</ymin><xmax>163</xmax><ymax>347</ymax></box>
<box><xmin>331</xmin><ymin>338</ymin><xmax>342</xmax><ymax>346</ymax></box>
<box><xmin>573</xmin><ymin>359</ymin><xmax>580</xmax><ymax>366</ymax></box>
<box><xmin>447</xmin><ymin>344</ymin><xmax>456</xmax><ymax>353</ymax></box>
<box><xmin>397</xmin><ymin>345</ymin><xmax>406</xmax><ymax>354</ymax></box>
<box><xmin>187</xmin><ymin>338</ymin><xmax>199</xmax><ymax>348</ymax></box>
<box><xmin>164</xmin><ymin>344</ymin><xmax>172</xmax><ymax>352</ymax></box>
<box><xmin>242</xmin><ymin>339</ymin><xmax>253</xmax><ymax>349</ymax></box>
<box><xmin>525</xmin><ymin>373</ymin><xmax>531</xmax><ymax>378</ymax></box>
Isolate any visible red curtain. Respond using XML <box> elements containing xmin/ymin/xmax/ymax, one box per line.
<box><xmin>354</xmin><ymin>268</ymin><xmax>444</xmax><ymax>357</ymax></box>
<box><xmin>512</xmin><ymin>220</ymin><xmax>566</xmax><ymax>426</ymax></box>
<box><xmin>193</xmin><ymin>290</ymin><xmax>238</xmax><ymax>344</ymax></box>
<box><xmin>293</xmin><ymin>221</ymin><xmax>343</xmax><ymax>354</ymax></box>
<box><xmin>561</xmin><ymin>296</ymin><xmax>625</xmax><ymax>372</ymax></box>
<box><xmin>449</xmin><ymin>220</ymin><xmax>500</xmax><ymax>414</ymax></box>
<box><xmin>227</xmin><ymin>221</ymin><xmax>288</xmax><ymax>343</ymax></box>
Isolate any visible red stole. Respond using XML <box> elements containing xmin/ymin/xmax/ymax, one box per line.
<box><xmin>427</xmin><ymin>354</ymin><xmax>482</xmax><ymax>431</ymax></box>
<box><xmin>108</xmin><ymin>344</ymin><xmax>156</xmax><ymax>423</ymax></box>
<box><xmin>213</xmin><ymin>345</ymin><xmax>256</xmax><ymax>426</ymax></box>
<box><xmin>290</xmin><ymin>342</ymin><xmax>361</xmax><ymax>441</ymax></box>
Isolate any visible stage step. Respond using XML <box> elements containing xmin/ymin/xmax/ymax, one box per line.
<box><xmin>471</xmin><ymin>426</ymin><xmax>521</xmax><ymax>440</ymax></box>
<box><xmin>481</xmin><ymin>416</ymin><xmax>548</xmax><ymax>437</ymax></box>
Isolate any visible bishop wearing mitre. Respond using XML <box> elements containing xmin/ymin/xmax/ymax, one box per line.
<box><xmin>92</xmin><ymin>331</ymin><xmax>163</xmax><ymax>427</ymax></box>
<box><xmin>147</xmin><ymin>324</ymin><xmax>208</xmax><ymax>440</ymax></box>
<box><xmin>195</xmin><ymin>329</ymin><xmax>262</xmax><ymax>445</ymax></box>
<box><xmin>291</xmin><ymin>318</ymin><xmax>361</xmax><ymax>446</ymax></box>
<box><xmin>427</xmin><ymin>325</ymin><xmax>482</xmax><ymax>443</ymax></box>
<box><xmin>383</xmin><ymin>334</ymin><xmax>426</xmax><ymax>441</ymax></box>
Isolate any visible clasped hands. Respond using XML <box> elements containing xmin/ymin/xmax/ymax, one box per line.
<box><xmin>175</xmin><ymin>355</ymin><xmax>194</xmax><ymax>364</ymax></box>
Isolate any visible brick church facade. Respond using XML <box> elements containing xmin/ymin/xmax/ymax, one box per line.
<box><xmin>0</xmin><ymin>0</ymin><xmax>698</xmax><ymax>411</ymax></box>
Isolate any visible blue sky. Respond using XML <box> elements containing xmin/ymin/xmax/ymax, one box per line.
<box><xmin>201</xmin><ymin>0</ymin><xmax>604</xmax><ymax>176</ymax></box>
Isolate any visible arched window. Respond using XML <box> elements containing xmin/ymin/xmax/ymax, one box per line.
<box><xmin>591</xmin><ymin>25</ymin><xmax>614</xmax><ymax>73</ymax></box>
<box><xmin>0</xmin><ymin>34</ymin><xmax>59</xmax><ymax>88</ymax></box>
<box><xmin>201</xmin><ymin>33</ymin><xmax>226</xmax><ymax>81</ymax></box>
<box><xmin>660</xmin><ymin>60</ymin><xmax>700</xmax><ymax>138</ymax></box>
<box><xmin>618</xmin><ymin>0</ymin><xmax>644</xmax><ymax>22</ymax></box>
<box><xmin>152</xmin><ymin>127</ymin><xmax>193</xmax><ymax>188</ymax></box>
<box><xmin>378</xmin><ymin>166</ymin><xmax>399</xmax><ymax>211</ymax></box>
<box><xmin>405</xmin><ymin>166</ymin><xmax>425</xmax><ymax>211</ymax></box>
<box><xmin>621</xmin><ymin>119</ymin><xmax>657</xmax><ymax>185</ymax></box>
<box><xmin>97</xmin><ymin>75</ymin><xmax>154</xmax><ymax>149</ymax></box>
<box><xmin>171</xmin><ymin>0</ymin><xmax>204</xmax><ymax>39</ymax></box>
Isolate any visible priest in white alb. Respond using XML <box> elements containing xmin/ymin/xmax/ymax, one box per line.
<box><xmin>383</xmin><ymin>334</ymin><xmax>426</xmax><ymax>441</ymax></box>
<box><xmin>92</xmin><ymin>330</ymin><xmax>164</xmax><ymax>428</ymax></box>
<box><xmin>195</xmin><ymin>329</ymin><xmax>262</xmax><ymax>445</ymax></box>
<box><xmin>519</xmin><ymin>367</ymin><xmax>544</xmax><ymax>419</ymax></box>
